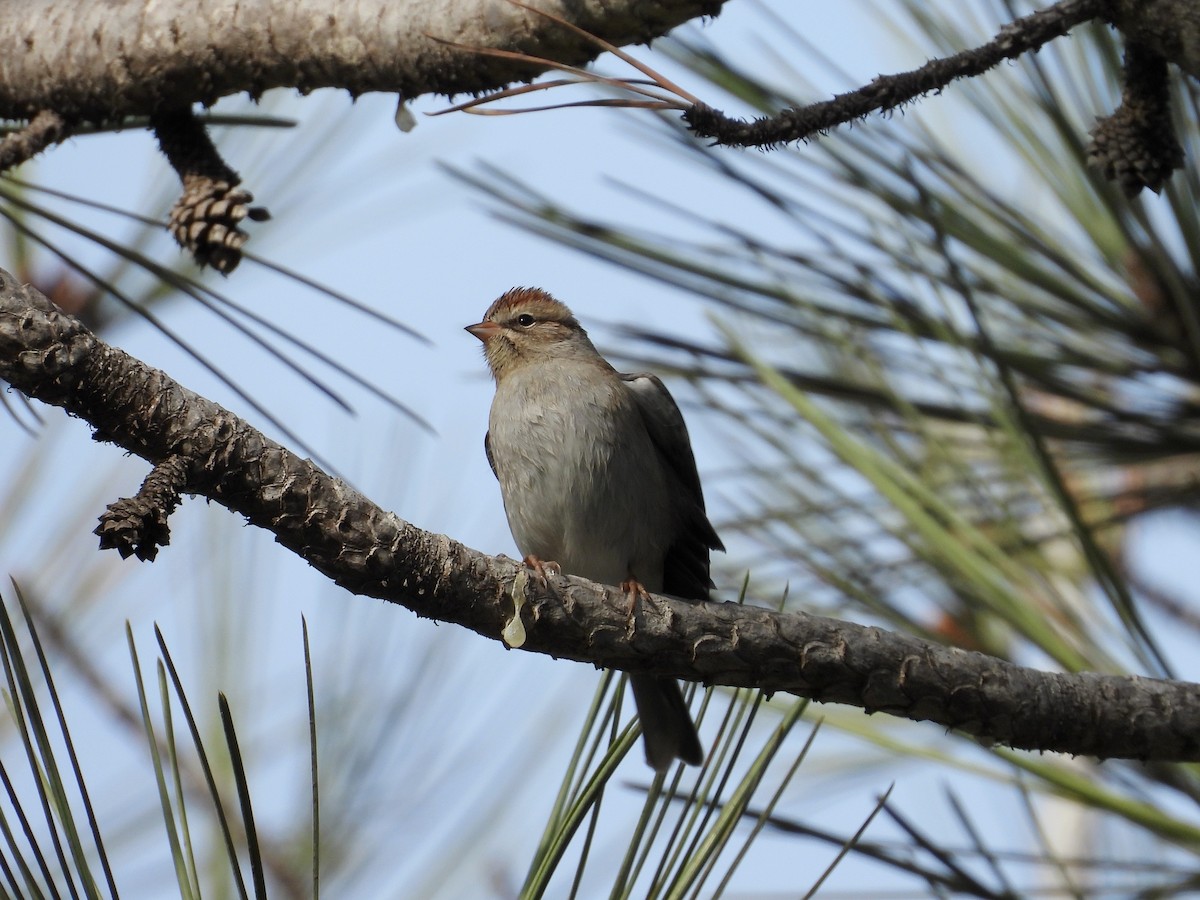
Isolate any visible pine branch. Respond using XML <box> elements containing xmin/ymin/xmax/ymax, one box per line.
<box><xmin>2</xmin><ymin>268</ymin><xmax>1198</xmax><ymax>763</ymax></box>
<box><xmin>0</xmin><ymin>0</ymin><xmax>728</xmax><ymax>125</ymax></box>
<box><xmin>682</xmin><ymin>0</ymin><xmax>1107</xmax><ymax>147</ymax></box>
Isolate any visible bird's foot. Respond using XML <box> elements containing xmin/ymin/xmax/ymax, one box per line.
<box><xmin>620</xmin><ymin>577</ymin><xmax>653</xmax><ymax>618</ymax></box>
<box><xmin>523</xmin><ymin>555</ymin><xmax>561</xmax><ymax>587</ymax></box>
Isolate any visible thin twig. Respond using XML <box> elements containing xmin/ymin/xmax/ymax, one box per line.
<box><xmin>682</xmin><ymin>0</ymin><xmax>1108</xmax><ymax>146</ymax></box>
<box><xmin>0</xmin><ymin>111</ymin><xmax>68</xmax><ymax>173</ymax></box>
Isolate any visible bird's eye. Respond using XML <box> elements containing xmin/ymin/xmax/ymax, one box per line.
<box><xmin>516</xmin><ymin>314</ymin><xmax>536</xmax><ymax>327</ymax></box>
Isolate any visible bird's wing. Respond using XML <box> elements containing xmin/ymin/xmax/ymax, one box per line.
<box><xmin>622</xmin><ymin>373</ymin><xmax>704</xmax><ymax>499</ymax></box>
<box><xmin>622</xmin><ymin>373</ymin><xmax>724</xmax><ymax>601</ymax></box>
<box><xmin>485</xmin><ymin>431</ymin><xmax>498</xmax><ymax>480</ymax></box>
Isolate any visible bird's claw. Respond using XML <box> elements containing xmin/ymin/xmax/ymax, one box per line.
<box><xmin>523</xmin><ymin>555</ymin><xmax>561</xmax><ymax>587</ymax></box>
<box><xmin>620</xmin><ymin>577</ymin><xmax>653</xmax><ymax>618</ymax></box>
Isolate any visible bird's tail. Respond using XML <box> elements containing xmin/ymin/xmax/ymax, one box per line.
<box><xmin>629</xmin><ymin>674</ymin><xmax>704</xmax><ymax>771</ymax></box>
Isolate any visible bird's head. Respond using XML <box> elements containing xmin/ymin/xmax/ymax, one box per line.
<box><xmin>466</xmin><ymin>287</ymin><xmax>605</xmax><ymax>381</ymax></box>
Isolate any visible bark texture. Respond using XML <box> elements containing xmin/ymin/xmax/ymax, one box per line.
<box><xmin>2</xmin><ymin>269</ymin><xmax>1200</xmax><ymax>763</ymax></box>
<box><xmin>1112</xmin><ymin>0</ymin><xmax>1200</xmax><ymax>78</ymax></box>
<box><xmin>0</xmin><ymin>0</ymin><xmax>725</xmax><ymax>123</ymax></box>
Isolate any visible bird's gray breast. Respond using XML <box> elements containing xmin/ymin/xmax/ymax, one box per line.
<box><xmin>488</xmin><ymin>362</ymin><xmax>674</xmax><ymax>589</ymax></box>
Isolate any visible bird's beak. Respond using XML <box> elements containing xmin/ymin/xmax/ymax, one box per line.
<box><xmin>466</xmin><ymin>321</ymin><xmax>501</xmax><ymax>343</ymax></box>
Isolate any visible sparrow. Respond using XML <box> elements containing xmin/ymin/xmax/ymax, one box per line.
<box><xmin>467</xmin><ymin>287</ymin><xmax>724</xmax><ymax>771</ymax></box>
